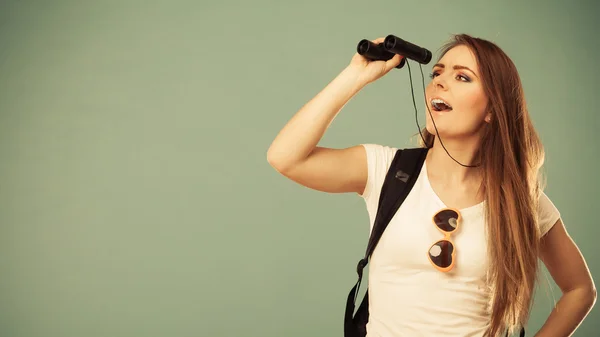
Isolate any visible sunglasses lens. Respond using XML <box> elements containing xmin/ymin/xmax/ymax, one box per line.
<box><xmin>434</xmin><ymin>209</ymin><xmax>459</xmax><ymax>232</ymax></box>
<box><xmin>429</xmin><ymin>240</ymin><xmax>454</xmax><ymax>268</ymax></box>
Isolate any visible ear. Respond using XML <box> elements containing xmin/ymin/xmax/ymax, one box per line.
<box><xmin>484</xmin><ymin>113</ymin><xmax>492</xmax><ymax>123</ymax></box>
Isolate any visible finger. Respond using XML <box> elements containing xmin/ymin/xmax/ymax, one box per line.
<box><xmin>385</xmin><ymin>54</ymin><xmax>403</xmax><ymax>71</ymax></box>
<box><xmin>372</xmin><ymin>37</ymin><xmax>385</xmax><ymax>44</ymax></box>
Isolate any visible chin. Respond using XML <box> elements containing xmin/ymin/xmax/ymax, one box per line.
<box><xmin>424</xmin><ymin>109</ymin><xmax>463</xmax><ymax>137</ymax></box>
<box><xmin>424</xmin><ymin>120</ymin><xmax>462</xmax><ymax>140</ymax></box>
<box><xmin>425</xmin><ymin>118</ymin><xmax>444</xmax><ymax>135</ymax></box>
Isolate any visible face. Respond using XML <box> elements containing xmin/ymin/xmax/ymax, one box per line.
<box><xmin>425</xmin><ymin>45</ymin><xmax>490</xmax><ymax>140</ymax></box>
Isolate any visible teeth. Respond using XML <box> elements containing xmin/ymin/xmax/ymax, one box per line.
<box><xmin>431</xmin><ymin>98</ymin><xmax>452</xmax><ymax>110</ymax></box>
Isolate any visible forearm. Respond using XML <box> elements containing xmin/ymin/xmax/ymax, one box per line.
<box><xmin>266</xmin><ymin>66</ymin><xmax>364</xmax><ymax>170</ymax></box>
<box><xmin>534</xmin><ymin>287</ymin><xmax>596</xmax><ymax>337</ymax></box>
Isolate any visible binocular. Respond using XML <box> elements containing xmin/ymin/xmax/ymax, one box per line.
<box><xmin>356</xmin><ymin>35</ymin><xmax>432</xmax><ymax>69</ymax></box>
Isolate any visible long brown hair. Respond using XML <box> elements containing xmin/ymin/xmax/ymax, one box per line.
<box><xmin>418</xmin><ymin>34</ymin><xmax>546</xmax><ymax>337</ymax></box>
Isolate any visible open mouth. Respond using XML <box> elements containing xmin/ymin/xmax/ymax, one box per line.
<box><xmin>431</xmin><ymin>98</ymin><xmax>453</xmax><ymax>112</ymax></box>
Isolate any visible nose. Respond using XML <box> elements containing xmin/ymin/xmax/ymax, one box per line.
<box><xmin>433</xmin><ymin>75</ymin><xmax>447</xmax><ymax>90</ymax></box>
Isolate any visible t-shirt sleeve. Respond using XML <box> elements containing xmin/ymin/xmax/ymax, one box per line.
<box><xmin>359</xmin><ymin>143</ymin><xmax>399</xmax><ymax>231</ymax></box>
<box><xmin>537</xmin><ymin>191</ymin><xmax>561</xmax><ymax>237</ymax></box>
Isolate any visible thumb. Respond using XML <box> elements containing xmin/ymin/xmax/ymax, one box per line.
<box><xmin>384</xmin><ymin>54</ymin><xmax>403</xmax><ymax>72</ymax></box>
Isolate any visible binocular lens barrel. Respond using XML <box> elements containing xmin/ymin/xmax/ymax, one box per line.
<box><xmin>357</xmin><ymin>39</ymin><xmax>406</xmax><ymax>69</ymax></box>
<box><xmin>356</xmin><ymin>35</ymin><xmax>431</xmax><ymax>68</ymax></box>
<box><xmin>383</xmin><ymin>35</ymin><xmax>432</xmax><ymax>64</ymax></box>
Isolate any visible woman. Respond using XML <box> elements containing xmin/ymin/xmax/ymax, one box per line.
<box><xmin>266</xmin><ymin>34</ymin><xmax>596</xmax><ymax>337</ymax></box>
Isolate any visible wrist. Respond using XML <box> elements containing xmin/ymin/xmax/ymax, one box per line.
<box><xmin>340</xmin><ymin>65</ymin><xmax>368</xmax><ymax>94</ymax></box>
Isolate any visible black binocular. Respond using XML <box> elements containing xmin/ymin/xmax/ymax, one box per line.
<box><xmin>356</xmin><ymin>35</ymin><xmax>432</xmax><ymax>69</ymax></box>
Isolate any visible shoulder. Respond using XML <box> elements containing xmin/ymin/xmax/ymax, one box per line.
<box><xmin>360</xmin><ymin>144</ymin><xmax>428</xmax><ymax>201</ymax></box>
<box><xmin>361</xmin><ymin>143</ymin><xmax>399</xmax><ymax>165</ymax></box>
<box><xmin>537</xmin><ymin>190</ymin><xmax>561</xmax><ymax>237</ymax></box>
<box><xmin>359</xmin><ymin>143</ymin><xmax>400</xmax><ymax>199</ymax></box>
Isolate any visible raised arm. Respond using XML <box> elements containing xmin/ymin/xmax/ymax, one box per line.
<box><xmin>267</xmin><ymin>37</ymin><xmax>403</xmax><ymax>194</ymax></box>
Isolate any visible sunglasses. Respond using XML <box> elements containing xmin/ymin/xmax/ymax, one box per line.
<box><xmin>428</xmin><ymin>208</ymin><xmax>461</xmax><ymax>272</ymax></box>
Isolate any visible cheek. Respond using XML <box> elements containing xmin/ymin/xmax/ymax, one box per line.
<box><xmin>459</xmin><ymin>88</ymin><xmax>487</xmax><ymax>116</ymax></box>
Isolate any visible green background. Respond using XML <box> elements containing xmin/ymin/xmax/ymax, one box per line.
<box><xmin>1</xmin><ymin>1</ymin><xmax>598</xmax><ymax>336</ymax></box>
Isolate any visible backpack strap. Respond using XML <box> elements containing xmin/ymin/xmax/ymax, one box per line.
<box><xmin>365</xmin><ymin>147</ymin><xmax>429</xmax><ymax>260</ymax></box>
<box><xmin>505</xmin><ymin>326</ymin><xmax>526</xmax><ymax>337</ymax></box>
<box><xmin>349</xmin><ymin>147</ymin><xmax>429</xmax><ymax>310</ymax></box>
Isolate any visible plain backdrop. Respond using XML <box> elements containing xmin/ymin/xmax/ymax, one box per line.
<box><xmin>0</xmin><ymin>1</ymin><xmax>598</xmax><ymax>336</ymax></box>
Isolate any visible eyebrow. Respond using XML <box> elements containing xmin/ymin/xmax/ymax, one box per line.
<box><xmin>433</xmin><ymin>63</ymin><xmax>479</xmax><ymax>78</ymax></box>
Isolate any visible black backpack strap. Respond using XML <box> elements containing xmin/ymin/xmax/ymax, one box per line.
<box><xmin>356</xmin><ymin>147</ymin><xmax>428</xmax><ymax>296</ymax></box>
<box><xmin>505</xmin><ymin>327</ymin><xmax>526</xmax><ymax>337</ymax></box>
<box><xmin>345</xmin><ymin>147</ymin><xmax>428</xmax><ymax>336</ymax></box>
<box><xmin>365</xmin><ymin>147</ymin><xmax>429</xmax><ymax>260</ymax></box>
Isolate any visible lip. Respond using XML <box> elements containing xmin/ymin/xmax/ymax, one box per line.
<box><xmin>430</xmin><ymin>96</ymin><xmax>451</xmax><ymax>105</ymax></box>
<box><xmin>429</xmin><ymin>96</ymin><xmax>452</xmax><ymax>112</ymax></box>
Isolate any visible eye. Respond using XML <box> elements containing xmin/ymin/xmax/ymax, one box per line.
<box><xmin>457</xmin><ymin>74</ymin><xmax>471</xmax><ymax>82</ymax></box>
<box><xmin>429</xmin><ymin>71</ymin><xmax>472</xmax><ymax>82</ymax></box>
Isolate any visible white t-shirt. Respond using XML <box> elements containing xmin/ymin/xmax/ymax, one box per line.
<box><xmin>359</xmin><ymin>143</ymin><xmax>561</xmax><ymax>337</ymax></box>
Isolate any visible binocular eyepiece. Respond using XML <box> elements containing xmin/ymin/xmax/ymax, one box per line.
<box><xmin>357</xmin><ymin>35</ymin><xmax>432</xmax><ymax>69</ymax></box>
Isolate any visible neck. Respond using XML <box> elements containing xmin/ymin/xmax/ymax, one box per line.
<box><xmin>426</xmin><ymin>137</ymin><xmax>483</xmax><ymax>186</ymax></box>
